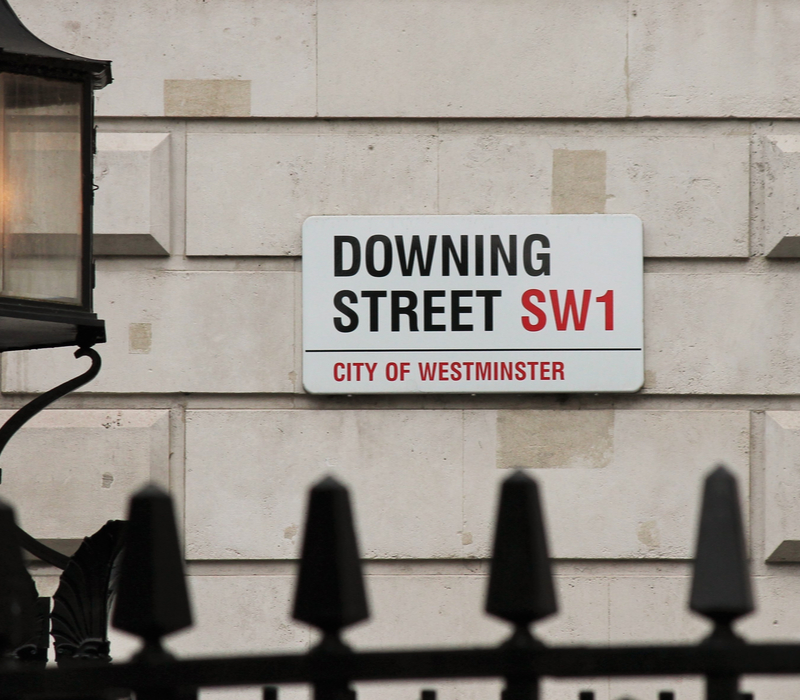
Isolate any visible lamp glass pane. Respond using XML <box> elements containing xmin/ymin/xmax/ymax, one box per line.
<box><xmin>0</xmin><ymin>73</ymin><xmax>82</xmax><ymax>305</ymax></box>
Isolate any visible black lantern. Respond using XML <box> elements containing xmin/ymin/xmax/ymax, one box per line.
<box><xmin>0</xmin><ymin>0</ymin><xmax>110</xmax><ymax>352</ymax></box>
<box><xmin>0</xmin><ymin>2</ymin><xmax>115</xmax><ymax>640</ymax></box>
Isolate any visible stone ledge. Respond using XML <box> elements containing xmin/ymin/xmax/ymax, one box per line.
<box><xmin>94</xmin><ymin>133</ymin><xmax>171</xmax><ymax>256</ymax></box>
<box><xmin>765</xmin><ymin>412</ymin><xmax>800</xmax><ymax>561</ymax></box>
<box><xmin>764</xmin><ymin>136</ymin><xmax>800</xmax><ymax>258</ymax></box>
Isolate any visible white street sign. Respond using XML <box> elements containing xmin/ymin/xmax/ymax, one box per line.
<box><xmin>302</xmin><ymin>215</ymin><xmax>643</xmax><ymax>394</ymax></box>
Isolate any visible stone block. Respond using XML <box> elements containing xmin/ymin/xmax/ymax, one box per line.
<box><xmin>0</xmin><ymin>409</ymin><xmax>168</xmax><ymax>542</ymax></box>
<box><xmin>170</xmin><ymin>575</ymin><xmax>309</xmax><ymax>656</ymax></box>
<box><xmin>628</xmin><ymin>0</ymin><xmax>800</xmax><ymax>117</ymax></box>
<box><xmin>608</xmin><ymin>574</ymin><xmax>705</xmax><ymax>643</ymax></box>
<box><xmin>165</xmin><ymin>80</ymin><xmax>251</xmax><ymax>118</ymax></box>
<box><xmin>763</xmin><ymin>136</ymin><xmax>800</xmax><ymax>257</ymax></box>
<box><xmin>13</xmin><ymin>0</ymin><xmax>316</xmax><ymax>117</ymax></box>
<box><xmin>464</xmin><ymin>410</ymin><xmax>750</xmax><ymax>560</ymax></box>
<box><xmin>186</xmin><ymin>409</ymin><xmax>747</xmax><ymax>561</ymax></box>
<box><xmin>184</xmin><ymin>410</ymin><xmax>467</xmax><ymax>559</ymax></box>
<box><xmin>438</xmin><ymin>134</ymin><xmax>749</xmax><ymax>257</ymax></box>
<box><xmin>606</xmin><ymin>575</ymin><xmax>705</xmax><ymax>700</ymax></box>
<box><xmin>735</xmin><ymin>575</ymin><xmax>800</xmax><ymax>700</ymax></box>
<box><xmin>349</xmin><ymin>570</ymin><xmax>585</xmax><ymax>700</ymax></box>
<box><xmin>739</xmin><ymin>575</ymin><xmax>800</xmax><ymax>641</ymax></box>
<box><xmin>764</xmin><ymin>412</ymin><xmax>800</xmax><ymax>561</ymax></box>
<box><xmin>439</xmin><ymin>135</ymin><xmax>554</xmax><ymax>216</ymax></box>
<box><xmin>644</xmin><ymin>273</ymin><xmax>800</xmax><ymax>394</ymax></box>
<box><xmin>94</xmin><ymin>133</ymin><xmax>170</xmax><ymax>256</ymax></box>
<box><xmin>551</xmin><ymin>150</ymin><xmax>607</xmax><ymax>215</ymax></box>
<box><xmin>538</xmin><ymin>575</ymin><xmax>610</xmax><ymax>645</ymax></box>
<box><xmin>316</xmin><ymin>0</ymin><xmax>628</xmax><ymax>117</ymax></box>
<box><xmin>351</xmin><ymin>569</ymin><xmax>507</xmax><ymax>648</ymax></box>
<box><xmin>1</xmin><ymin>270</ymin><xmax>296</xmax><ymax>394</ymax></box>
<box><xmin>537</xmin><ymin>573</ymin><xmax>613</xmax><ymax>700</ymax></box>
<box><xmin>186</xmin><ymin>133</ymin><xmax>437</xmax><ymax>256</ymax></box>
<box><xmin>496</xmin><ymin>410</ymin><xmax>614</xmax><ymax>471</ymax></box>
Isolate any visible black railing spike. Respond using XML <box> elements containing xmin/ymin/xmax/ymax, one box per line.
<box><xmin>689</xmin><ymin>466</ymin><xmax>753</xmax><ymax>636</ymax></box>
<box><xmin>0</xmin><ymin>500</ymin><xmax>35</xmax><ymax>655</ymax></box>
<box><xmin>421</xmin><ymin>689</ymin><xmax>437</xmax><ymax>700</ymax></box>
<box><xmin>658</xmin><ymin>692</ymin><xmax>675</xmax><ymax>700</ymax></box>
<box><xmin>486</xmin><ymin>471</ymin><xmax>557</xmax><ymax>637</ymax></box>
<box><xmin>112</xmin><ymin>484</ymin><xmax>192</xmax><ymax>655</ymax></box>
<box><xmin>293</xmin><ymin>475</ymin><xmax>368</xmax><ymax>644</ymax></box>
<box><xmin>578</xmin><ymin>692</ymin><xmax>595</xmax><ymax>700</ymax></box>
<box><xmin>263</xmin><ymin>686</ymin><xmax>278</xmax><ymax>700</ymax></box>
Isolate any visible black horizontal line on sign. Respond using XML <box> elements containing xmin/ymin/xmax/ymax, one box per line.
<box><xmin>305</xmin><ymin>348</ymin><xmax>643</xmax><ymax>353</ymax></box>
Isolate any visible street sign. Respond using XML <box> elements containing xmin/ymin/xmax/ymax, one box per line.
<box><xmin>302</xmin><ymin>215</ymin><xmax>643</xmax><ymax>394</ymax></box>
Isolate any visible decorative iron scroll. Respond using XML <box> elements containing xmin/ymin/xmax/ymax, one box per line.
<box><xmin>0</xmin><ymin>346</ymin><xmax>102</xmax><ymax>569</ymax></box>
<box><xmin>51</xmin><ymin>520</ymin><xmax>126</xmax><ymax>663</ymax></box>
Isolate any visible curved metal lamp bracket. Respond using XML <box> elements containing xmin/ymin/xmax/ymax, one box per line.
<box><xmin>0</xmin><ymin>346</ymin><xmax>102</xmax><ymax>569</ymax></box>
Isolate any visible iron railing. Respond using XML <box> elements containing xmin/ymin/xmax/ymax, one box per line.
<box><xmin>0</xmin><ymin>465</ymin><xmax>793</xmax><ymax>700</ymax></box>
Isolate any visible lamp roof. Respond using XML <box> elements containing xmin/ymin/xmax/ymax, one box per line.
<box><xmin>0</xmin><ymin>0</ymin><xmax>111</xmax><ymax>89</ymax></box>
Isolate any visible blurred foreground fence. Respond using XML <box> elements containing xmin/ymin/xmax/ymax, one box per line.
<box><xmin>0</xmin><ymin>465</ymin><xmax>789</xmax><ymax>700</ymax></box>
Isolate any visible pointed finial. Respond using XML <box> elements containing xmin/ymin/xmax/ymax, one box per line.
<box><xmin>112</xmin><ymin>484</ymin><xmax>192</xmax><ymax>651</ymax></box>
<box><xmin>486</xmin><ymin>471</ymin><xmax>557</xmax><ymax>635</ymax></box>
<box><xmin>292</xmin><ymin>476</ymin><xmax>368</xmax><ymax>641</ymax></box>
<box><xmin>690</xmin><ymin>466</ymin><xmax>753</xmax><ymax>631</ymax></box>
<box><xmin>0</xmin><ymin>500</ymin><xmax>35</xmax><ymax>653</ymax></box>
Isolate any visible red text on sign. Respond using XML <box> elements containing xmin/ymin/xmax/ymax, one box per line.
<box><xmin>333</xmin><ymin>362</ymin><xmax>378</xmax><ymax>382</ymax></box>
<box><xmin>385</xmin><ymin>362</ymin><xmax>411</xmax><ymax>381</ymax></box>
<box><xmin>521</xmin><ymin>289</ymin><xmax>614</xmax><ymax>331</ymax></box>
<box><xmin>418</xmin><ymin>361</ymin><xmax>564</xmax><ymax>381</ymax></box>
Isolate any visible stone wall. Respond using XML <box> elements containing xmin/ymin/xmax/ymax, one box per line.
<box><xmin>5</xmin><ymin>1</ymin><xmax>800</xmax><ymax>699</ymax></box>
